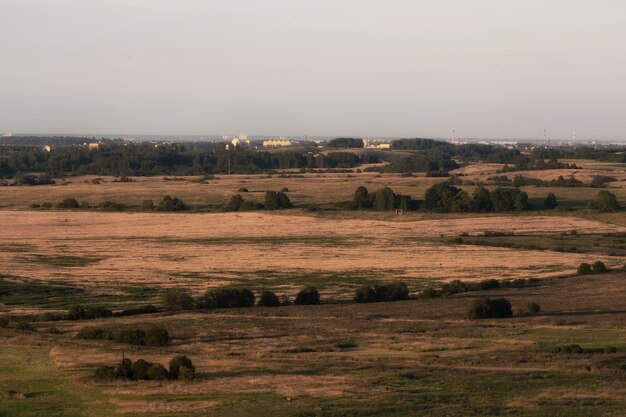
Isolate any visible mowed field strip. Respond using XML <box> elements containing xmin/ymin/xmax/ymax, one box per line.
<box><xmin>2</xmin><ymin>211</ymin><xmax>624</xmax><ymax>301</ymax></box>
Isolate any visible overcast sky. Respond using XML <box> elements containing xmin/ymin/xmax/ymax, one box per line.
<box><xmin>1</xmin><ymin>0</ymin><xmax>625</xmax><ymax>140</ymax></box>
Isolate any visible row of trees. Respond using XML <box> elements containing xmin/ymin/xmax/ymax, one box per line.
<box><xmin>161</xmin><ymin>286</ymin><xmax>320</xmax><ymax>311</ymax></box>
<box><xmin>423</xmin><ymin>184</ymin><xmax>530</xmax><ymax>212</ymax></box>
<box><xmin>351</xmin><ymin>186</ymin><xmax>416</xmax><ymax>211</ymax></box>
<box><xmin>95</xmin><ymin>355</ymin><xmax>194</xmax><ymax>381</ymax></box>
<box><xmin>0</xmin><ymin>143</ymin><xmax>379</xmax><ymax>177</ymax></box>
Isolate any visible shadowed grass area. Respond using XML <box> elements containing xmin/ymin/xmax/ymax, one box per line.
<box><xmin>20</xmin><ymin>254</ymin><xmax>105</xmax><ymax>268</ymax></box>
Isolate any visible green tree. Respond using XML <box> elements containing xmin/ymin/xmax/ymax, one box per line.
<box><xmin>169</xmin><ymin>355</ymin><xmax>195</xmax><ymax>380</ymax></box>
<box><xmin>226</xmin><ymin>194</ymin><xmax>244</xmax><ymax>212</ymax></box>
<box><xmin>544</xmin><ymin>193</ymin><xmax>558</xmax><ymax>209</ymax></box>
<box><xmin>590</xmin><ymin>191</ymin><xmax>620</xmax><ymax>212</ymax></box>
<box><xmin>373</xmin><ymin>187</ymin><xmax>396</xmax><ymax>211</ymax></box>
<box><xmin>353</xmin><ymin>186</ymin><xmax>370</xmax><ymax>209</ymax></box>
<box><xmin>295</xmin><ymin>286</ymin><xmax>320</xmax><ymax>305</ymax></box>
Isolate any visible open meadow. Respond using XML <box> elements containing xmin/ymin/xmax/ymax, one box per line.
<box><xmin>1</xmin><ymin>161</ymin><xmax>626</xmax><ymax>417</ymax></box>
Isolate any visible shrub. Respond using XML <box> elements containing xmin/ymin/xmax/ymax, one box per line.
<box><xmin>577</xmin><ymin>263</ymin><xmax>592</xmax><ymax>275</ymax></box>
<box><xmin>78</xmin><ymin>326</ymin><xmax>109</xmax><ymax>340</ymax></box>
<box><xmin>57</xmin><ymin>197</ymin><xmax>80</xmax><ymax>209</ymax></box>
<box><xmin>557</xmin><ymin>344</ymin><xmax>584</xmax><ymax>354</ymax></box>
<box><xmin>98</xmin><ymin>200</ymin><xmax>125</xmax><ymax>211</ymax></box>
<box><xmin>199</xmin><ymin>288</ymin><xmax>255</xmax><ymax>309</ymax></box>
<box><xmin>67</xmin><ymin>304</ymin><xmax>87</xmax><ymax>320</ymax></box>
<box><xmin>94</xmin><ymin>365</ymin><xmax>118</xmax><ymax>381</ymax></box>
<box><xmin>161</xmin><ymin>288</ymin><xmax>194</xmax><ymax>311</ymax></box>
<box><xmin>118</xmin><ymin>305</ymin><xmax>158</xmax><ymax>317</ymax></box>
<box><xmin>592</xmin><ymin>261</ymin><xmax>608</xmax><ymax>274</ymax></box>
<box><xmin>14</xmin><ymin>321</ymin><xmax>32</xmax><ymax>331</ymax></box>
<box><xmin>117</xmin><ymin>358</ymin><xmax>133</xmax><ymax>379</ymax></box>
<box><xmin>238</xmin><ymin>187</ymin><xmax>249</xmax><ymax>192</ymax></box>
<box><xmin>294</xmin><ymin>287</ymin><xmax>320</xmax><ymax>305</ymax></box>
<box><xmin>281</xmin><ymin>187</ymin><xmax>289</xmax><ymax>192</ymax></box>
<box><xmin>355</xmin><ymin>282</ymin><xmax>409</xmax><ymax>303</ymax></box>
<box><xmin>441</xmin><ymin>280</ymin><xmax>468</xmax><ymax>295</ymax></box>
<box><xmin>467</xmin><ymin>297</ymin><xmax>513</xmax><ymax>319</ymax></box>
<box><xmin>45</xmin><ymin>326</ymin><xmax>62</xmax><ymax>334</ymax></box>
<box><xmin>258</xmin><ymin>291</ymin><xmax>281</xmax><ymax>307</ymax></box>
<box><xmin>144</xmin><ymin>325</ymin><xmax>171</xmax><ymax>347</ymax></box>
<box><xmin>146</xmin><ymin>363</ymin><xmax>169</xmax><ymax>380</ymax></box>
<box><xmin>544</xmin><ymin>193</ymin><xmax>558</xmax><ymax>209</ymax></box>
<box><xmin>527</xmin><ymin>302</ymin><xmax>541</xmax><ymax>314</ymax></box>
<box><xmin>156</xmin><ymin>195</ymin><xmax>187</xmax><ymax>211</ymax></box>
<box><xmin>85</xmin><ymin>306</ymin><xmax>113</xmax><ymax>319</ymax></box>
<box><xmin>419</xmin><ymin>287</ymin><xmax>439</xmax><ymax>299</ymax></box>
<box><xmin>141</xmin><ymin>199</ymin><xmax>155</xmax><ymax>210</ymax></box>
<box><xmin>131</xmin><ymin>359</ymin><xmax>152</xmax><ymax>380</ymax></box>
<box><xmin>178</xmin><ymin>366</ymin><xmax>195</xmax><ymax>381</ymax></box>
<box><xmin>589</xmin><ymin>190</ymin><xmax>621</xmax><ymax>212</ymax></box>
<box><xmin>264</xmin><ymin>191</ymin><xmax>293</xmax><ymax>210</ymax></box>
<box><xmin>226</xmin><ymin>194</ymin><xmax>244</xmax><ymax>211</ymax></box>
<box><xmin>169</xmin><ymin>355</ymin><xmax>195</xmax><ymax>380</ymax></box>
<box><xmin>114</xmin><ymin>328</ymin><xmax>146</xmax><ymax>346</ymax></box>
<box><xmin>470</xmin><ymin>279</ymin><xmax>500</xmax><ymax>291</ymax></box>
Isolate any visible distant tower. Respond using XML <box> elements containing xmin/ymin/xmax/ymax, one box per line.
<box><xmin>572</xmin><ymin>131</ymin><xmax>576</xmax><ymax>141</ymax></box>
<box><xmin>452</xmin><ymin>129</ymin><xmax>457</xmax><ymax>142</ymax></box>
<box><xmin>543</xmin><ymin>128</ymin><xmax>547</xmax><ymax>141</ymax></box>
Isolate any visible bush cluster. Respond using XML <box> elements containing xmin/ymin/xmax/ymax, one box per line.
<box><xmin>466</xmin><ymin>297</ymin><xmax>513</xmax><ymax>319</ymax></box>
<box><xmin>78</xmin><ymin>324</ymin><xmax>170</xmax><ymax>346</ymax></box>
<box><xmin>577</xmin><ymin>261</ymin><xmax>609</xmax><ymax>275</ymax></box>
<box><xmin>94</xmin><ymin>355</ymin><xmax>194</xmax><ymax>382</ymax></box>
<box><xmin>161</xmin><ymin>287</ymin><xmax>317</xmax><ymax>311</ymax></box>
<box><xmin>199</xmin><ymin>288</ymin><xmax>255</xmax><ymax>309</ymax></box>
<box><xmin>355</xmin><ymin>282</ymin><xmax>409</xmax><ymax>303</ymax></box>
<box><xmin>424</xmin><ymin>184</ymin><xmax>530</xmax><ymax>213</ymax></box>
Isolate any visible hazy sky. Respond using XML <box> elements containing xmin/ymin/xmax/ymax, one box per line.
<box><xmin>1</xmin><ymin>1</ymin><xmax>625</xmax><ymax>139</ymax></box>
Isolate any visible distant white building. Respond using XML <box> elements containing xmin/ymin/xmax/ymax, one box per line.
<box><xmin>263</xmin><ymin>137</ymin><xmax>294</xmax><ymax>147</ymax></box>
<box><xmin>363</xmin><ymin>139</ymin><xmax>391</xmax><ymax>149</ymax></box>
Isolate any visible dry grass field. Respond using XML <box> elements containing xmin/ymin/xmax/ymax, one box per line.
<box><xmin>1</xmin><ymin>210</ymin><xmax>624</xmax><ymax>309</ymax></box>
<box><xmin>1</xmin><ymin>162</ymin><xmax>626</xmax><ymax>416</ymax></box>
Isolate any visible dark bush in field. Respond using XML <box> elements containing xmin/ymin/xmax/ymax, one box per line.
<box><xmin>67</xmin><ymin>304</ymin><xmax>87</xmax><ymax>320</ymax></box>
<box><xmin>544</xmin><ymin>192</ymin><xmax>558</xmax><ymax>209</ymax></box>
<box><xmin>258</xmin><ymin>291</ymin><xmax>281</xmax><ymax>307</ymax></box>
<box><xmin>141</xmin><ymin>199</ymin><xmax>155</xmax><ymax>210</ymax></box>
<box><xmin>78</xmin><ymin>325</ymin><xmax>169</xmax><ymax>346</ymax></box>
<box><xmin>295</xmin><ymin>286</ymin><xmax>320</xmax><ymax>305</ymax></box>
<box><xmin>589</xmin><ymin>190</ymin><xmax>621</xmax><ymax>212</ymax></box>
<box><xmin>57</xmin><ymin>197</ymin><xmax>80</xmax><ymax>209</ymax></box>
<box><xmin>264</xmin><ymin>191</ymin><xmax>293</xmax><ymax>210</ymax></box>
<box><xmin>555</xmin><ymin>344</ymin><xmax>585</xmax><ymax>354</ymax></box>
<box><xmin>467</xmin><ymin>297</ymin><xmax>513</xmax><ymax>319</ymax></box>
<box><xmin>147</xmin><ymin>363</ymin><xmax>169</xmax><ymax>380</ymax></box>
<box><xmin>226</xmin><ymin>194</ymin><xmax>244</xmax><ymax>211</ymax></box>
<box><xmin>355</xmin><ymin>282</ymin><xmax>409</xmax><ymax>303</ymax></box>
<box><xmin>156</xmin><ymin>195</ymin><xmax>187</xmax><ymax>211</ymax></box>
<box><xmin>169</xmin><ymin>355</ymin><xmax>195</xmax><ymax>380</ymax></box>
<box><xmin>419</xmin><ymin>287</ymin><xmax>439</xmax><ymax>299</ymax></box>
<box><xmin>577</xmin><ymin>263</ymin><xmax>592</xmax><ymax>275</ymax></box>
<box><xmin>161</xmin><ymin>288</ymin><xmax>194</xmax><ymax>311</ymax></box>
<box><xmin>85</xmin><ymin>306</ymin><xmax>113</xmax><ymax>319</ymax></box>
<box><xmin>527</xmin><ymin>303</ymin><xmax>541</xmax><ymax>314</ymax></box>
<box><xmin>94</xmin><ymin>365</ymin><xmax>117</xmax><ymax>381</ymax></box>
<box><xmin>114</xmin><ymin>328</ymin><xmax>147</xmax><ymax>345</ymax></box>
<box><xmin>469</xmin><ymin>279</ymin><xmax>500</xmax><ymax>291</ymax></box>
<box><xmin>441</xmin><ymin>280</ymin><xmax>468</xmax><ymax>295</ymax></box>
<box><xmin>78</xmin><ymin>326</ymin><xmax>109</xmax><ymax>340</ymax></box>
<box><xmin>131</xmin><ymin>359</ymin><xmax>152</xmax><ymax>380</ymax></box>
<box><xmin>592</xmin><ymin>261</ymin><xmax>609</xmax><ymax>274</ymax></box>
<box><xmin>117</xmin><ymin>304</ymin><xmax>158</xmax><ymax>317</ymax></box>
<box><xmin>199</xmin><ymin>288</ymin><xmax>255</xmax><ymax>309</ymax></box>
